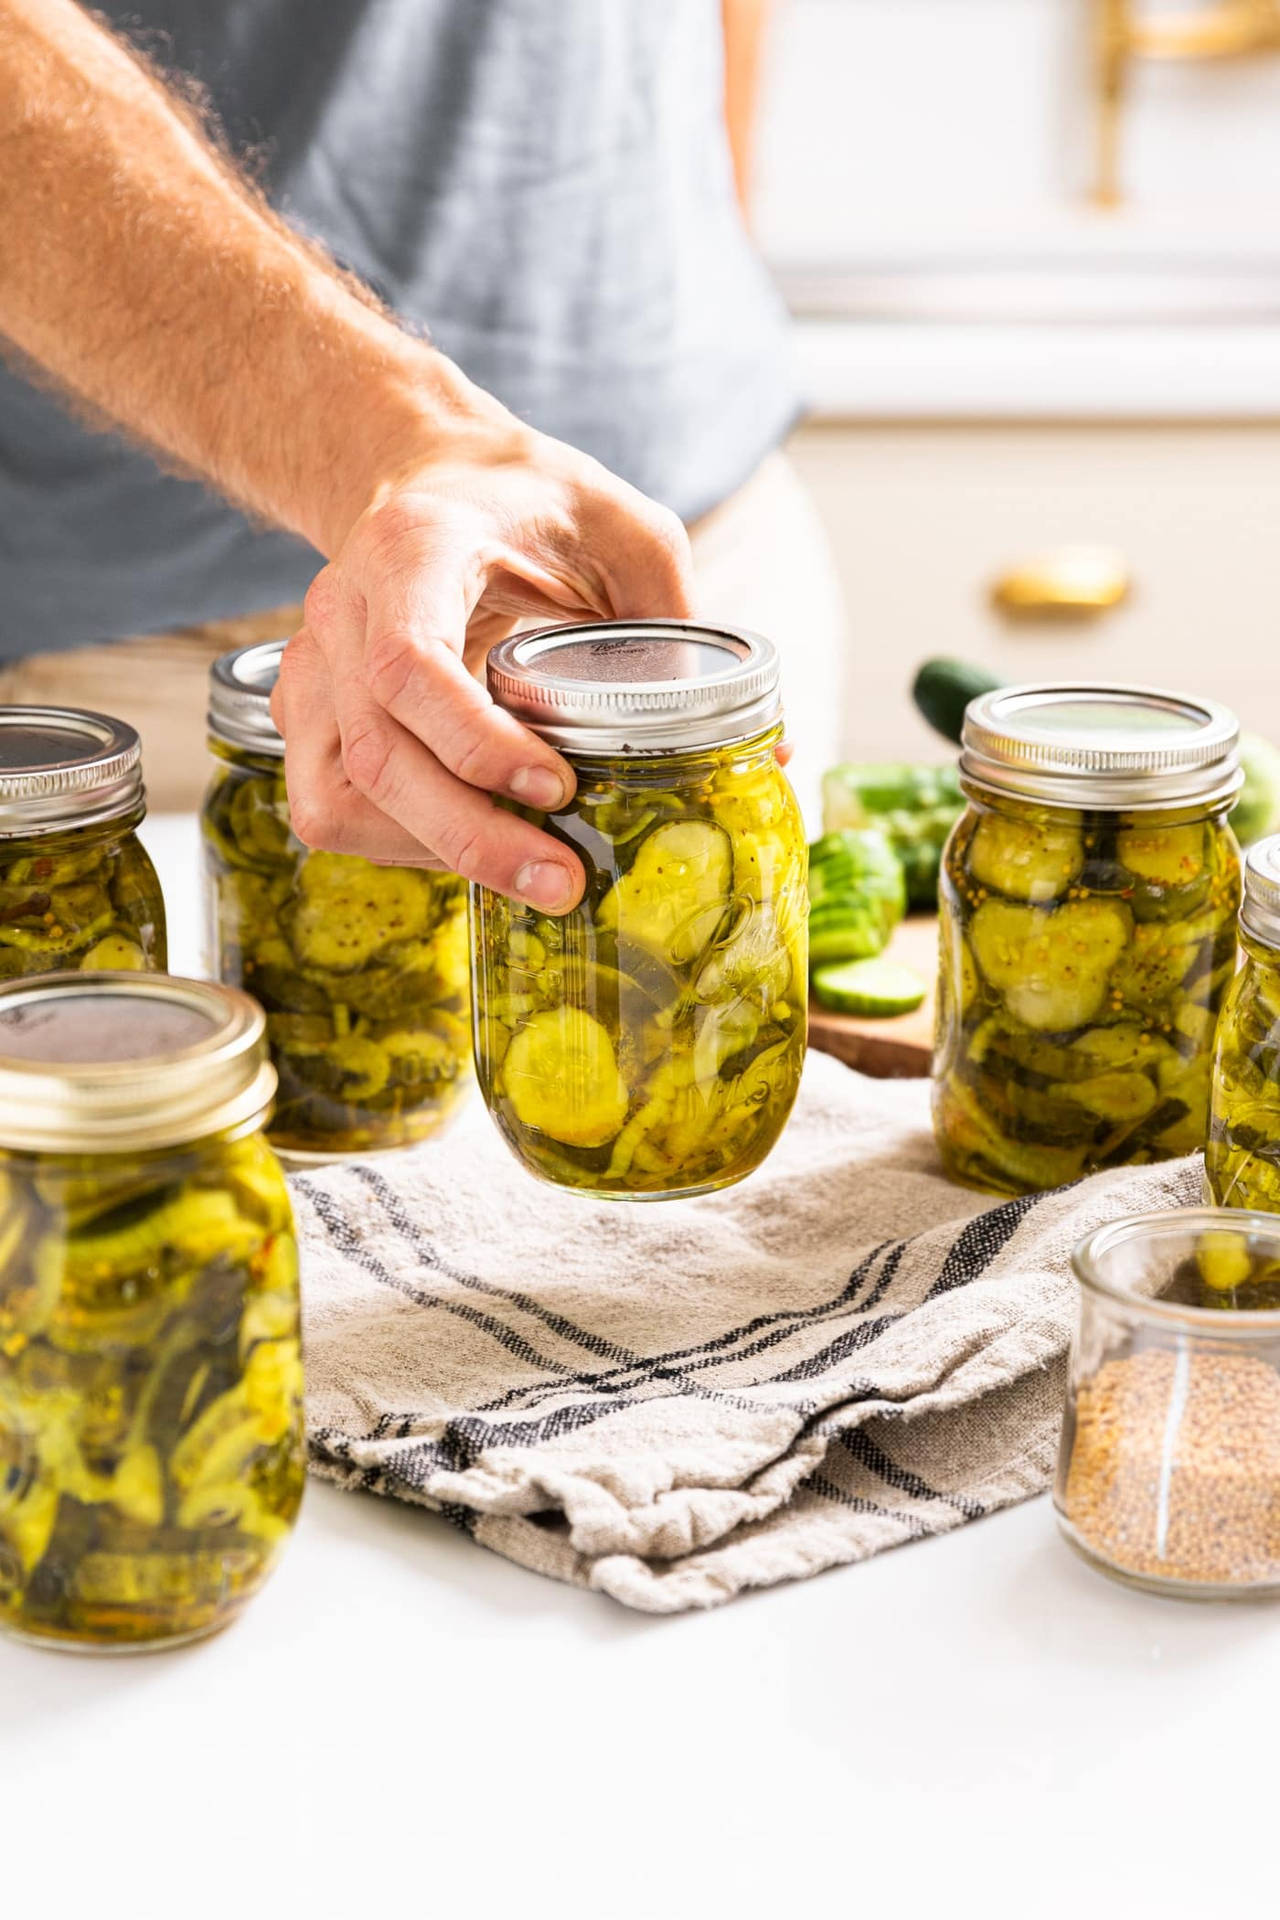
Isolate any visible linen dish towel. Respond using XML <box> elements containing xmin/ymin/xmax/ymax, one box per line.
<box><xmin>290</xmin><ymin>1050</ymin><xmax>1200</xmax><ymax>1614</ymax></box>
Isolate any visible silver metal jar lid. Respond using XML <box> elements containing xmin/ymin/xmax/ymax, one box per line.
<box><xmin>0</xmin><ymin>708</ymin><xmax>145</xmax><ymax>836</ymax></box>
<box><xmin>208</xmin><ymin>639</ymin><xmax>288</xmax><ymax>756</ymax></box>
<box><xmin>1241</xmin><ymin>835</ymin><xmax>1280</xmax><ymax>951</ymax></box>
<box><xmin>961</xmin><ymin>683</ymin><xmax>1242</xmax><ymax>813</ymax></box>
<box><xmin>0</xmin><ymin>972</ymin><xmax>276</xmax><ymax>1153</ymax></box>
<box><xmin>486</xmin><ymin>620</ymin><xmax>782</xmax><ymax>754</ymax></box>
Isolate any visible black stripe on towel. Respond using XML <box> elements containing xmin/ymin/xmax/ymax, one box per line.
<box><xmin>925</xmin><ymin>1192</ymin><xmax>1040</xmax><ymax>1298</ymax></box>
<box><xmin>836</xmin><ymin>1427</ymin><xmax>984</xmax><ymax>1520</ymax></box>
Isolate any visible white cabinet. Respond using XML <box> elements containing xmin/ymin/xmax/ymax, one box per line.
<box><xmin>789</xmin><ymin>420</ymin><xmax>1280</xmax><ymax>762</ymax></box>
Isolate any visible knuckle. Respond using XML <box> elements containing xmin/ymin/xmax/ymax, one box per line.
<box><xmin>303</xmin><ymin>569</ymin><xmax>341</xmax><ymax>634</ymax></box>
<box><xmin>365</xmin><ymin>629</ymin><xmax>421</xmax><ymax>710</ymax></box>
<box><xmin>341</xmin><ymin>716</ymin><xmax>397</xmax><ymax>802</ymax></box>
<box><xmin>450</xmin><ymin>725</ymin><xmax>498</xmax><ymax>790</ymax></box>
<box><xmin>359</xmin><ymin>498</ymin><xmax>428</xmax><ymax>573</ymax></box>
<box><xmin>289</xmin><ymin>790</ymin><xmax>345</xmax><ymax>852</ymax></box>
<box><xmin>274</xmin><ymin>638</ymin><xmax>305</xmax><ymax>694</ymax></box>
<box><xmin>433</xmin><ymin>818</ymin><xmax>490</xmax><ymax>882</ymax></box>
<box><xmin>270</xmin><ymin>640</ymin><xmax>310</xmax><ymax>733</ymax></box>
<box><xmin>647</xmin><ymin>505</ymin><xmax>692</xmax><ymax>573</ymax></box>
<box><xmin>367</xmin><ymin>498</ymin><xmax>419</xmax><ymax>547</ymax></box>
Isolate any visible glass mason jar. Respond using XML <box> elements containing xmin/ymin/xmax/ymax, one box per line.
<box><xmin>1207</xmin><ymin>833</ymin><xmax>1280</xmax><ymax>1210</ymax></box>
<box><xmin>1056</xmin><ymin>1208</ymin><xmax>1280</xmax><ymax>1600</ymax></box>
<box><xmin>0</xmin><ymin>973</ymin><xmax>303</xmax><ymax>1652</ymax></box>
<box><xmin>0</xmin><ymin>707</ymin><xmax>166</xmax><ymax>979</ymax></box>
<box><xmin>203</xmin><ymin>640</ymin><xmax>471</xmax><ymax>1160</ymax></box>
<box><xmin>934</xmin><ymin>684</ymin><xmax>1243</xmax><ymax>1197</ymax></box>
<box><xmin>471</xmin><ymin>621</ymin><xmax>808</xmax><ymax>1199</ymax></box>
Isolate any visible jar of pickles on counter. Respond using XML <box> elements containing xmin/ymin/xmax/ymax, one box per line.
<box><xmin>0</xmin><ymin>973</ymin><xmax>303</xmax><ymax>1651</ymax></box>
<box><xmin>203</xmin><ymin>641</ymin><xmax>471</xmax><ymax>1159</ymax></box>
<box><xmin>471</xmin><ymin>621</ymin><xmax>808</xmax><ymax>1198</ymax></box>
<box><xmin>0</xmin><ymin>707</ymin><xmax>166</xmax><ymax>978</ymax></box>
<box><xmin>1207</xmin><ymin>833</ymin><xmax>1280</xmax><ymax>1211</ymax></box>
<box><xmin>934</xmin><ymin>684</ymin><xmax>1242</xmax><ymax>1196</ymax></box>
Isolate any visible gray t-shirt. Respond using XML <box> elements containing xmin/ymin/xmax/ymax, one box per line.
<box><xmin>0</xmin><ymin>0</ymin><xmax>796</xmax><ymax>656</ymax></box>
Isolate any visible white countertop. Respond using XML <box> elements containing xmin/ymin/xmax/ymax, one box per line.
<box><xmin>4</xmin><ymin>816</ymin><xmax>1276</xmax><ymax>1919</ymax></box>
<box><xmin>794</xmin><ymin>318</ymin><xmax>1280</xmax><ymax>423</ymax></box>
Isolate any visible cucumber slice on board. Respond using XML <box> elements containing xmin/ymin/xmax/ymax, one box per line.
<box><xmin>812</xmin><ymin>956</ymin><xmax>928</xmax><ymax>1017</ymax></box>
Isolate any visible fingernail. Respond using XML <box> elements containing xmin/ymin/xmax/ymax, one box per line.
<box><xmin>515</xmin><ymin>861</ymin><xmax>575</xmax><ymax>912</ymax></box>
<box><xmin>509</xmin><ymin>765</ymin><xmax>567</xmax><ymax>809</ymax></box>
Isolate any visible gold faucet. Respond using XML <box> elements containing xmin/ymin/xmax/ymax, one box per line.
<box><xmin>1093</xmin><ymin>0</ymin><xmax>1280</xmax><ymax>204</ymax></box>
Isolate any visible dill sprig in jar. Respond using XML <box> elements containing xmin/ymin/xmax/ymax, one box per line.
<box><xmin>0</xmin><ymin>973</ymin><xmax>303</xmax><ymax>1653</ymax></box>
<box><xmin>471</xmin><ymin>620</ymin><xmax>808</xmax><ymax>1199</ymax></box>
<box><xmin>934</xmin><ymin>683</ymin><xmax>1242</xmax><ymax>1196</ymax></box>
<box><xmin>0</xmin><ymin>707</ymin><xmax>166</xmax><ymax>979</ymax></box>
<box><xmin>203</xmin><ymin>640</ymin><xmax>471</xmax><ymax>1160</ymax></box>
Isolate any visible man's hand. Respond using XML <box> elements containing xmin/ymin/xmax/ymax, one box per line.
<box><xmin>0</xmin><ymin>0</ymin><xmax>695</xmax><ymax>906</ymax></box>
<box><xmin>272</xmin><ymin>384</ymin><xmax>695</xmax><ymax>912</ymax></box>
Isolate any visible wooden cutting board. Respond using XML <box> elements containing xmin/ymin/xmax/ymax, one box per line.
<box><xmin>807</xmin><ymin>914</ymin><xmax>938</xmax><ymax>1080</ymax></box>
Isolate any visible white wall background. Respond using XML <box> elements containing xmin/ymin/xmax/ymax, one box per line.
<box><xmin>755</xmin><ymin>0</ymin><xmax>1280</xmax><ymax>282</ymax></box>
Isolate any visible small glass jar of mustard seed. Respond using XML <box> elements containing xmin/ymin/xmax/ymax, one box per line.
<box><xmin>1206</xmin><ymin>834</ymin><xmax>1280</xmax><ymax>1211</ymax></box>
<box><xmin>0</xmin><ymin>707</ymin><xmax>166</xmax><ymax>979</ymax></box>
<box><xmin>934</xmin><ymin>684</ymin><xmax>1242</xmax><ymax>1197</ymax></box>
<box><xmin>1057</xmin><ymin>1208</ymin><xmax>1280</xmax><ymax>1600</ymax></box>
<box><xmin>202</xmin><ymin>641</ymin><xmax>471</xmax><ymax>1161</ymax></box>
<box><xmin>0</xmin><ymin>972</ymin><xmax>303</xmax><ymax>1652</ymax></box>
<box><xmin>472</xmin><ymin>621</ymin><xmax>808</xmax><ymax>1199</ymax></box>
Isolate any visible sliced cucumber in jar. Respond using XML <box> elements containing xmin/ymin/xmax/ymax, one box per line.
<box><xmin>967</xmin><ymin>814</ymin><xmax>1084</xmax><ymax>904</ymax></box>
<box><xmin>968</xmin><ymin>897</ymin><xmax>1131</xmax><ymax>1033</ymax></box>
<box><xmin>597</xmin><ymin>820</ymin><xmax>732</xmax><ymax>967</ymax></box>
<box><xmin>499</xmin><ymin>1006</ymin><xmax>631</xmax><ymax>1149</ymax></box>
<box><xmin>934</xmin><ymin>1074</ymin><xmax>1089</xmax><ymax>1195</ymax></box>
<box><xmin>1045</xmin><ymin>1070</ymin><xmax>1159</xmax><ymax>1124</ymax></box>
<box><xmin>1115</xmin><ymin>822</ymin><xmax>1213</xmax><ymax>922</ymax></box>
<box><xmin>1115</xmin><ymin>823</ymin><xmax>1206</xmax><ymax>889</ymax></box>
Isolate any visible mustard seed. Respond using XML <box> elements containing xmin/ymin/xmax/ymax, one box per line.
<box><xmin>1063</xmin><ymin>1347</ymin><xmax>1280</xmax><ymax>1589</ymax></box>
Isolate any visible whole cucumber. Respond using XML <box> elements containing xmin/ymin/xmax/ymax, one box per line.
<box><xmin>912</xmin><ymin>657</ymin><xmax>1005</xmax><ymax>746</ymax></box>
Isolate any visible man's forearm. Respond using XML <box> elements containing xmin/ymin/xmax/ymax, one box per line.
<box><xmin>0</xmin><ymin>0</ymin><xmax>482</xmax><ymax>555</ymax></box>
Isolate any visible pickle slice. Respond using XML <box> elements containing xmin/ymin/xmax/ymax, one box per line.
<box><xmin>1116</xmin><ymin>823</ymin><xmax>1205</xmax><ymax>889</ymax></box>
<box><xmin>969</xmin><ymin>897</ymin><xmax>1131</xmax><ymax>1032</ymax></box>
<box><xmin>288</xmin><ymin>853</ymin><xmax>433</xmax><ymax>971</ymax></box>
<box><xmin>1045</xmin><ymin>1070</ymin><xmax>1158</xmax><ymax>1124</ymax></box>
<box><xmin>79</xmin><ymin>934</ymin><xmax>147</xmax><ymax>971</ymax></box>
<box><xmin>499</xmin><ymin>1007</ymin><xmax>631</xmax><ymax>1149</ymax></box>
<box><xmin>597</xmin><ymin>821</ymin><xmax>732</xmax><ymax>966</ymax></box>
<box><xmin>967</xmin><ymin>814</ymin><xmax>1084</xmax><ymax>903</ymax></box>
<box><xmin>934</xmin><ymin>1075</ymin><xmax>1088</xmax><ymax>1194</ymax></box>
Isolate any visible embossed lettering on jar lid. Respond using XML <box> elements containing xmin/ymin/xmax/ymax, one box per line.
<box><xmin>0</xmin><ymin>973</ymin><xmax>276</xmax><ymax>1153</ymax></box>
<box><xmin>961</xmin><ymin>683</ymin><xmax>1242</xmax><ymax>813</ymax></box>
<box><xmin>0</xmin><ymin>707</ymin><xmax>144</xmax><ymax>835</ymax></box>
<box><xmin>208</xmin><ymin>639</ymin><xmax>288</xmax><ymax>756</ymax></box>
<box><xmin>486</xmin><ymin>620</ymin><xmax>782</xmax><ymax>753</ymax></box>
<box><xmin>1240</xmin><ymin>834</ymin><xmax>1280</xmax><ymax>950</ymax></box>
